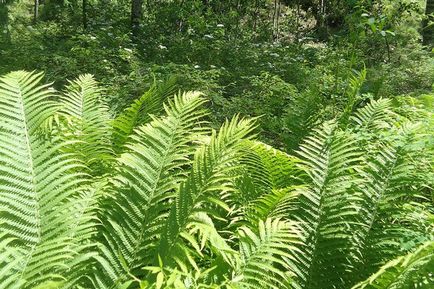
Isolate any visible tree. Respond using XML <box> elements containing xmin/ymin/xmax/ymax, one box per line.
<box><xmin>131</xmin><ymin>0</ymin><xmax>143</xmax><ymax>39</ymax></box>
<box><xmin>82</xmin><ymin>0</ymin><xmax>87</xmax><ymax>29</ymax></box>
<box><xmin>0</xmin><ymin>0</ymin><xmax>10</xmax><ymax>44</ymax></box>
<box><xmin>33</xmin><ymin>0</ymin><xmax>38</xmax><ymax>22</ymax></box>
<box><xmin>423</xmin><ymin>0</ymin><xmax>434</xmax><ymax>46</ymax></box>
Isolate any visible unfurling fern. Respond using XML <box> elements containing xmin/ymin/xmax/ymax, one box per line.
<box><xmin>0</xmin><ymin>71</ymin><xmax>432</xmax><ymax>289</ymax></box>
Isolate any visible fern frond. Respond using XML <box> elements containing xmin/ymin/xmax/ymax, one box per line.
<box><xmin>294</xmin><ymin>122</ymin><xmax>365</xmax><ymax>289</ymax></box>
<box><xmin>59</xmin><ymin>74</ymin><xmax>113</xmax><ymax>173</ymax></box>
<box><xmin>229</xmin><ymin>141</ymin><xmax>303</xmax><ymax>224</ymax></box>
<box><xmin>284</xmin><ymin>89</ymin><xmax>325</xmax><ymax>150</ymax></box>
<box><xmin>338</xmin><ymin>68</ymin><xmax>367</xmax><ymax>126</ymax></box>
<box><xmin>0</xmin><ymin>71</ymin><xmax>91</xmax><ymax>288</ymax></box>
<box><xmin>246</xmin><ymin>187</ymin><xmax>300</xmax><ymax>225</ymax></box>
<box><xmin>188</xmin><ymin>212</ymin><xmax>239</xmax><ymax>268</ymax></box>
<box><xmin>352</xmin><ymin>241</ymin><xmax>434</xmax><ymax>289</ymax></box>
<box><xmin>252</xmin><ymin>141</ymin><xmax>304</xmax><ymax>189</ymax></box>
<box><xmin>94</xmin><ymin>91</ymin><xmax>208</xmax><ymax>287</ymax></box>
<box><xmin>351</xmin><ymin>98</ymin><xmax>395</xmax><ymax>131</ymax></box>
<box><xmin>348</xmin><ymin>119</ymin><xmax>434</xmax><ymax>285</ymax></box>
<box><xmin>0</xmin><ymin>233</ymin><xmax>26</xmax><ymax>289</ymax></box>
<box><xmin>231</xmin><ymin>218</ymin><xmax>302</xmax><ymax>289</ymax></box>
<box><xmin>156</xmin><ymin>116</ymin><xmax>257</xmax><ymax>269</ymax></box>
<box><xmin>112</xmin><ymin>77</ymin><xmax>177</xmax><ymax>153</ymax></box>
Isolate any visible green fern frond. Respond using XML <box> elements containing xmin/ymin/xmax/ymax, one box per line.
<box><xmin>156</xmin><ymin>116</ymin><xmax>257</xmax><ymax>269</ymax></box>
<box><xmin>231</xmin><ymin>218</ymin><xmax>302</xmax><ymax>289</ymax></box>
<box><xmin>94</xmin><ymin>91</ymin><xmax>208</xmax><ymax>287</ymax></box>
<box><xmin>59</xmin><ymin>74</ymin><xmax>113</xmax><ymax>173</ymax></box>
<box><xmin>284</xmin><ymin>89</ymin><xmax>325</xmax><ymax>150</ymax></box>
<box><xmin>246</xmin><ymin>187</ymin><xmax>300</xmax><ymax>225</ymax></box>
<box><xmin>338</xmin><ymin>68</ymin><xmax>367</xmax><ymax>126</ymax></box>
<box><xmin>348</xmin><ymin>119</ymin><xmax>434</xmax><ymax>285</ymax></box>
<box><xmin>352</xmin><ymin>241</ymin><xmax>434</xmax><ymax>289</ymax></box>
<box><xmin>0</xmin><ymin>71</ymin><xmax>92</xmax><ymax>288</ymax></box>
<box><xmin>351</xmin><ymin>98</ymin><xmax>395</xmax><ymax>131</ymax></box>
<box><xmin>112</xmin><ymin>77</ymin><xmax>177</xmax><ymax>153</ymax></box>
<box><xmin>252</xmin><ymin>141</ymin><xmax>304</xmax><ymax>189</ymax></box>
<box><xmin>229</xmin><ymin>141</ymin><xmax>303</xmax><ymax>222</ymax></box>
<box><xmin>294</xmin><ymin>122</ymin><xmax>365</xmax><ymax>289</ymax></box>
<box><xmin>188</xmin><ymin>212</ymin><xmax>239</xmax><ymax>268</ymax></box>
<box><xmin>0</xmin><ymin>233</ymin><xmax>26</xmax><ymax>289</ymax></box>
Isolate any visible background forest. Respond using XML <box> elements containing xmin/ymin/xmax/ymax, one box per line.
<box><xmin>0</xmin><ymin>0</ymin><xmax>433</xmax><ymax>289</ymax></box>
<box><xmin>1</xmin><ymin>0</ymin><xmax>433</xmax><ymax>146</ymax></box>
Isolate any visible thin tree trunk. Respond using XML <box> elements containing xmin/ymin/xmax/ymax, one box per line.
<box><xmin>272</xmin><ymin>0</ymin><xmax>278</xmax><ymax>40</ymax></box>
<box><xmin>276</xmin><ymin>0</ymin><xmax>280</xmax><ymax>41</ymax></box>
<box><xmin>423</xmin><ymin>0</ymin><xmax>434</xmax><ymax>46</ymax></box>
<box><xmin>131</xmin><ymin>0</ymin><xmax>143</xmax><ymax>39</ymax></box>
<box><xmin>317</xmin><ymin>0</ymin><xmax>326</xmax><ymax>29</ymax></box>
<box><xmin>177</xmin><ymin>0</ymin><xmax>185</xmax><ymax>32</ymax></box>
<box><xmin>296</xmin><ymin>0</ymin><xmax>300</xmax><ymax>42</ymax></box>
<box><xmin>0</xmin><ymin>1</ymin><xmax>10</xmax><ymax>44</ymax></box>
<box><xmin>82</xmin><ymin>0</ymin><xmax>87</xmax><ymax>30</ymax></box>
<box><xmin>253</xmin><ymin>0</ymin><xmax>259</xmax><ymax>33</ymax></box>
<box><xmin>233</xmin><ymin>0</ymin><xmax>242</xmax><ymax>39</ymax></box>
<box><xmin>385</xmin><ymin>35</ymin><xmax>391</xmax><ymax>62</ymax></box>
<box><xmin>34</xmin><ymin>0</ymin><xmax>39</xmax><ymax>23</ymax></box>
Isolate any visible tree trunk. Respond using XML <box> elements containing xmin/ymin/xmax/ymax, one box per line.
<box><xmin>177</xmin><ymin>0</ymin><xmax>185</xmax><ymax>32</ymax></box>
<box><xmin>253</xmin><ymin>0</ymin><xmax>260</xmax><ymax>33</ymax></box>
<box><xmin>272</xmin><ymin>0</ymin><xmax>278</xmax><ymax>40</ymax></box>
<box><xmin>423</xmin><ymin>0</ymin><xmax>434</xmax><ymax>47</ymax></box>
<box><xmin>276</xmin><ymin>0</ymin><xmax>281</xmax><ymax>41</ymax></box>
<box><xmin>34</xmin><ymin>0</ymin><xmax>39</xmax><ymax>23</ymax></box>
<box><xmin>82</xmin><ymin>0</ymin><xmax>87</xmax><ymax>30</ymax></box>
<box><xmin>317</xmin><ymin>0</ymin><xmax>328</xmax><ymax>40</ymax></box>
<box><xmin>295</xmin><ymin>0</ymin><xmax>300</xmax><ymax>42</ymax></box>
<box><xmin>131</xmin><ymin>0</ymin><xmax>143</xmax><ymax>39</ymax></box>
<box><xmin>0</xmin><ymin>1</ymin><xmax>10</xmax><ymax>44</ymax></box>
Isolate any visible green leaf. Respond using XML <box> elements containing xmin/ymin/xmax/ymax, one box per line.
<box><xmin>156</xmin><ymin>272</ymin><xmax>164</xmax><ymax>289</ymax></box>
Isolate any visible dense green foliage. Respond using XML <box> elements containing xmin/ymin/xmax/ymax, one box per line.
<box><xmin>0</xmin><ymin>0</ymin><xmax>433</xmax><ymax>288</ymax></box>
<box><xmin>0</xmin><ymin>71</ymin><xmax>433</xmax><ymax>289</ymax></box>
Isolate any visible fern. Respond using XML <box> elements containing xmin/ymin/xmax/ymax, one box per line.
<box><xmin>156</xmin><ymin>116</ymin><xmax>257</xmax><ymax>268</ymax></box>
<box><xmin>59</xmin><ymin>74</ymin><xmax>113</xmax><ymax>173</ymax></box>
<box><xmin>232</xmin><ymin>218</ymin><xmax>302</xmax><ymax>289</ymax></box>
<box><xmin>351</xmin><ymin>98</ymin><xmax>395</xmax><ymax>131</ymax></box>
<box><xmin>91</xmin><ymin>92</ymin><xmax>208</xmax><ymax>288</ymax></box>
<box><xmin>229</xmin><ymin>141</ymin><xmax>303</xmax><ymax>224</ymax></box>
<box><xmin>292</xmin><ymin>122</ymin><xmax>366</xmax><ymax>288</ymax></box>
<box><xmin>1</xmin><ymin>70</ymin><xmax>432</xmax><ymax>289</ymax></box>
<box><xmin>245</xmin><ymin>187</ymin><xmax>300</xmax><ymax>225</ymax></box>
<box><xmin>0</xmin><ymin>71</ymin><xmax>92</xmax><ymax>288</ymax></box>
<box><xmin>352</xmin><ymin>241</ymin><xmax>434</xmax><ymax>289</ymax></box>
<box><xmin>112</xmin><ymin>77</ymin><xmax>177</xmax><ymax>154</ymax></box>
<box><xmin>347</xmin><ymin>120</ymin><xmax>434</xmax><ymax>285</ymax></box>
